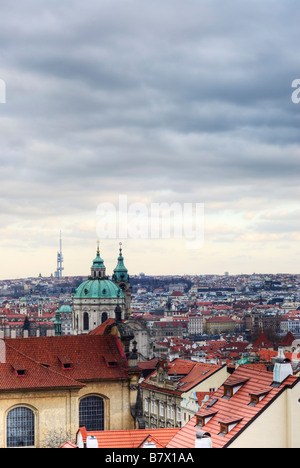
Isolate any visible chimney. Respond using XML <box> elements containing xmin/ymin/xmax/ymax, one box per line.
<box><xmin>86</xmin><ymin>435</ymin><xmax>98</xmax><ymax>449</ymax></box>
<box><xmin>273</xmin><ymin>347</ymin><xmax>293</xmax><ymax>385</ymax></box>
<box><xmin>195</xmin><ymin>430</ymin><xmax>212</xmax><ymax>448</ymax></box>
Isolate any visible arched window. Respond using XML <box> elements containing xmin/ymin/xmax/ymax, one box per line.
<box><xmin>79</xmin><ymin>396</ymin><xmax>104</xmax><ymax>431</ymax></box>
<box><xmin>7</xmin><ymin>407</ymin><xmax>35</xmax><ymax>447</ymax></box>
<box><xmin>83</xmin><ymin>312</ymin><xmax>89</xmax><ymax>331</ymax></box>
<box><xmin>101</xmin><ymin>312</ymin><xmax>108</xmax><ymax>323</ymax></box>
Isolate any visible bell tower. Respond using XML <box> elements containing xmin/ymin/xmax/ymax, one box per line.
<box><xmin>164</xmin><ymin>296</ymin><xmax>174</xmax><ymax>322</ymax></box>
<box><xmin>112</xmin><ymin>243</ymin><xmax>131</xmax><ymax>319</ymax></box>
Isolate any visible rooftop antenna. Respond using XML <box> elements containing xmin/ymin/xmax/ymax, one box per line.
<box><xmin>55</xmin><ymin>231</ymin><xmax>64</xmax><ymax>279</ymax></box>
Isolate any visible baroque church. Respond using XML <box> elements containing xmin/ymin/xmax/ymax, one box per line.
<box><xmin>72</xmin><ymin>243</ymin><xmax>131</xmax><ymax>335</ymax></box>
<box><xmin>0</xmin><ymin>244</ymin><xmax>146</xmax><ymax>448</ymax></box>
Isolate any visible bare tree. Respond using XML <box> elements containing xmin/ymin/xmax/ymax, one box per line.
<box><xmin>41</xmin><ymin>429</ymin><xmax>72</xmax><ymax>449</ymax></box>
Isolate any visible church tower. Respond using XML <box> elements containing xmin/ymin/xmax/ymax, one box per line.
<box><xmin>72</xmin><ymin>243</ymin><xmax>125</xmax><ymax>335</ymax></box>
<box><xmin>112</xmin><ymin>243</ymin><xmax>131</xmax><ymax>319</ymax></box>
<box><xmin>164</xmin><ymin>296</ymin><xmax>174</xmax><ymax>322</ymax></box>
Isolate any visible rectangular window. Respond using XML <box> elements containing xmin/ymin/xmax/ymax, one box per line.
<box><xmin>196</xmin><ymin>416</ymin><xmax>204</xmax><ymax>427</ymax></box>
<box><xmin>249</xmin><ymin>395</ymin><xmax>259</xmax><ymax>407</ymax></box>
<box><xmin>151</xmin><ymin>401</ymin><xmax>154</xmax><ymax>413</ymax></box>
<box><xmin>219</xmin><ymin>424</ymin><xmax>228</xmax><ymax>436</ymax></box>
<box><xmin>223</xmin><ymin>386</ymin><xmax>233</xmax><ymax>399</ymax></box>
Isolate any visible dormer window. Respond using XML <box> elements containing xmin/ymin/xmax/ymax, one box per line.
<box><xmin>222</xmin><ymin>378</ymin><xmax>248</xmax><ymax>399</ymax></box>
<box><xmin>62</xmin><ymin>363</ymin><xmax>72</xmax><ymax>369</ymax></box>
<box><xmin>105</xmin><ymin>358</ymin><xmax>117</xmax><ymax>368</ymax></box>
<box><xmin>219</xmin><ymin>424</ymin><xmax>229</xmax><ymax>435</ymax></box>
<box><xmin>223</xmin><ymin>386</ymin><xmax>233</xmax><ymax>399</ymax></box>
<box><xmin>196</xmin><ymin>417</ymin><xmax>204</xmax><ymax>427</ymax></box>
<box><xmin>249</xmin><ymin>395</ymin><xmax>259</xmax><ymax>406</ymax></box>
<box><xmin>195</xmin><ymin>412</ymin><xmax>217</xmax><ymax>428</ymax></box>
<box><xmin>58</xmin><ymin>356</ymin><xmax>72</xmax><ymax>370</ymax></box>
<box><xmin>218</xmin><ymin>417</ymin><xmax>243</xmax><ymax>437</ymax></box>
<box><xmin>248</xmin><ymin>389</ymin><xmax>270</xmax><ymax>407</ymax></box>
<box><xmin>12</xmin><ymin>364</ymin><xmax>26</xmax><ymax>376</ymax></box>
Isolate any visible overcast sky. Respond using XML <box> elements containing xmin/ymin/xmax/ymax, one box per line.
<box><xmin>0</xmin><ymin>0</ymin><xmax>299</xmax><ymax>279</ymax></box>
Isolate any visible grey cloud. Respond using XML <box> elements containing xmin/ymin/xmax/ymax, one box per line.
<box><xmin>0</xmin><ymin>0</ymin><xmax>299</xmax><ymax>225</ymax></box>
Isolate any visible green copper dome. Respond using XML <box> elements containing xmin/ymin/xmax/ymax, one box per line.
<box><xmin>59</xmin><ymin>304</ymin><xmax>72</xmax><ymax>313</ymax></box>
<box><xmin>91</xmin><ymin>245</ymin><xmax>105</xmax><ymax>270</ymax></box>
<box><xmin>74</xmin><ymin>279</ymin><xmax>124</xmax><ymax>299</ymax></box>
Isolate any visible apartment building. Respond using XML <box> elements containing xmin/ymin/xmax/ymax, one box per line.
<box><xmin>141</xmin><ymin>359</ymin><xmax>228</xmax><ymax>429</ymax></box>
<box><xmin>167</xmin><ymin>349</ymin><xmax>300</xmax><ymax>448</ymax></box>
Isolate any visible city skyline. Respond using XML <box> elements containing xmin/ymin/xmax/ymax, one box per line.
<box><xmin>0</xmin><ymin>0</ymin><xmax>300</xmax><ymax>279</ymax></box>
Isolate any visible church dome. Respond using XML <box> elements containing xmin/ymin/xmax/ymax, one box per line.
<box><xmin>74</xmin><ymin>278</ymin><xmax>124</xmax><ymax>300</ymax></box>
<box><xmin>59</xmin><ymin>304</ymin><xmax>72</xmax><ymax>313</ymax></box>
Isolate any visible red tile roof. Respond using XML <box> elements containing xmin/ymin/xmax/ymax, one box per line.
<box><xmin>138</xmin><ymin>358</ymin><xmax>159</xmax><ymax>370</ymax></box>
<box><xmin>279</xmin><ymin>332</ymin><xmax>296</xmax><ymax>347</ymax></box>
<box><xmin>253</xmin><ymin>333</ymin><xmax>273</xmax><ymax>349</ymax></box>
<box><xmin>77</xmin><ymin>426</ymin><xmax>180</xmax><ymax>448</ymax></box>
<box><xmin>60</xmin><ymin>441</ymin><xmax>77</xmax><ymax>449</ymax></box>
<box><xmin>206</xmin><ymin>316</ymin><xmax>235</xmax><ymax>323</ymax></box>
<box><xmin>88</xmin><ymin>318</ymin><xmax>116</xmax><ymax>335</ymax></box>
<box><xmin>0</xmin><ymin>334</ymin><xmax>131</xmax><ymax>391</ymax></box>
<box><xmin>142</xmin><ymin>359</ymin><xmax>223</xmax><ymax>394</ymax></box>
<box><xmin>196</xmin><ymin>391</ymin><xmax>215</xmax><ymax>406</ymax></box>
<box><xmin>167</xmin><ymin>365</ymin><xmax>299</xmax><ymax>449</ymax></box>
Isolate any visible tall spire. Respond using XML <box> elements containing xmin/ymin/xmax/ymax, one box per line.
<box><xmin>55</xmin><ymin>231</ymin><xmax>64</xmax><ymax>278</ymax></box>
<box><xmin>113</xmin><ymin>242</ymin><xmax>129</xmax><ymax>282</ymax></box>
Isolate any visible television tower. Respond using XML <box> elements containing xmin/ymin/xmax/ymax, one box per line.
<box><xmin>55</xmin><ymin>232</ymin><xmax>64</xmax><ymax>278</ymax></box>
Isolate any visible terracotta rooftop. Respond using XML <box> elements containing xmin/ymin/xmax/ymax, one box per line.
<box><xmin>88</xmin><ymin>318</ymin><xmax>116</xmax><ymax>335</ymax></box>
<box><xmin>279</xmin><ymin>332</ymin><xmax>296</xmax><ymax>347</ymax></box>
<box><xmin>0</xmin><ymin>334</ymin><xmax>130</xmax><ymax>391</ymax></box>
<box><xmin>142</xmin><ymin>359</ymin><xmax>223</xmax><ymax>394</ymax></box>
<box><xmin>252</xmin><ymin>333</ymin><xmax>273</xmax><ymax>350</ymax></box>
<box><xmin>167</xmin><ymin>365</ymin><xmax>299</xmax><ymax>449</ymax></box>
<box><xmin>77</xmin><ymin>426</ymin><xmax>180</xmax><ymax>448</ymax></box>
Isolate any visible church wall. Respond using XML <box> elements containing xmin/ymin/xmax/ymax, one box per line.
<box><xmin>0</xmin><ymin>378</ymin><xmax>134</xmax><ymax>448</ymax></box>
<box><xmin>72</xmin><ymin>298</ymin><xmax>125</xmax><ymax>334</ymax></box>
<box><xmin>0</xmin><ymin>388</ymin><xmax>79</xmax><ymax>448</ymax></box>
